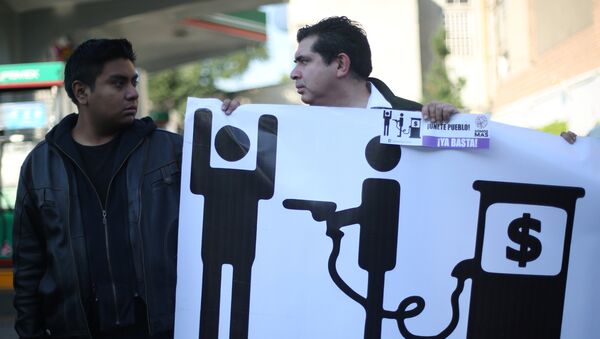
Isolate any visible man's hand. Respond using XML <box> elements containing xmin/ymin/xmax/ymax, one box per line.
<box><xmin>421</xmin><ymin>101</ymin><xmax>459</xmax><ymax>123</ymax></box>
<box><xmin>221</xmin><ymin>98</ymin><xmax>241</xmax><ymax>115</ymax></box>
<box><xmin>560</xmin><ymin>131</ymin><xmax>577</xmax><ymax>144</ymax></box>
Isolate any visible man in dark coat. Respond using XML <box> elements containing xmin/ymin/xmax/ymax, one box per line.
<box><xmin>12</xmin><ymin>38</ymin><xmax>236</xmax><ymax>339</ymax></box>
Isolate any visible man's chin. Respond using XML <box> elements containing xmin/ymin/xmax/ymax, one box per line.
<box><xmin>123</xmin><ymin>116</ymin><xmax>136</xmax><ymax>126</ymax></box>
<box><xmin>113</xmin><ymin>116</ymin><xmax>135</xmax><ymax>131</ymax></box>
<box><xmin>300</xmin><ymin>95</ymin><xmax>313</xmax><ymax>105</ymax></box>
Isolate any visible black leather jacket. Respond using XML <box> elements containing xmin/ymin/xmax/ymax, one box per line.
<box><xmin>13</xmin><ymin>115</ymin><xmax>182</xmax><ymax>338</ymax></box>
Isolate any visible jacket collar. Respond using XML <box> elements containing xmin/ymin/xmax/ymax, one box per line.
<box><xmin>368</xmin><ymin>77</ymin><xmax>397</xmax><ymax>105</ymax></box>
<box><xmin>45</xmin><ymin>113</ymin><xmax>157</xmax><ymax>168</ymax></box>
<box><xmin>366</xmin><ymin>81</ymin><xmax>392</xmax><ymax>108</ymax></box>
<box><xmin>368</xmin><ymin>77</ymin><xmax>423</xmax><ymax>111</ymax></box>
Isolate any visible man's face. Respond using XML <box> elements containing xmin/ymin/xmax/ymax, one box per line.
<box><xmin>290</xmin><ymin>35</ymin><xmax>339</xmax><ymax>106</ymax></box>
<box><xmin>85</xmin><ymin>58</ymin><xmax>139</xmax><ymax>133</ymax></box>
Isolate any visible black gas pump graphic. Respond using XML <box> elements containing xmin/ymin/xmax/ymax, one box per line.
<box><xmin>456</xmin><ymin>180</ymin><xmax>585</xmax><ymax>339</ymax></box>
<box><xmin>409</xmin><ymin>118</ymin><xmax>421</xmax><ymax>138</ymax></box>
<box><xmin>395</xmin><ymin>180</ymin><xmax>584</xmax><ymax>339</ymax></box>
<box><xmin>190</xmin><ymin>108</ymin><xmax>278</xmax><ymax>339</ymax></box>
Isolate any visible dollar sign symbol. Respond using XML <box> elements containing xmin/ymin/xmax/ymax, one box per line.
<box><xmin>506</xmin><ymin>213</ymin><xmax>542</xmax><ymax>267</ymax></box>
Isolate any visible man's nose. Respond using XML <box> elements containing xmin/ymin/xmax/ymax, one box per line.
<box><xmin>126</xmin><ymin>85</ymin><xmax>139</xmax><ymax>100</ymax></box>
<box><xmin>290</xmin><ymin>66</ymin><xmax>300</xmax><ymax>80</ymax></box>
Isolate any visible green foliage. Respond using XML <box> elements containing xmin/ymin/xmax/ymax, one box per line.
<box><xmin>539</xmin><ymin>121</ymin><xmax>568</xmax><ymax>135</ymax></box>
<box><xmin>148</xmin><ymin>45</ymin><xmax>267</xmax><ymax>115</ymax></box>
<box><xmin>422</xmin><ymin>27</ymin><xmax>465</xmax><ymax>108</ymax></box>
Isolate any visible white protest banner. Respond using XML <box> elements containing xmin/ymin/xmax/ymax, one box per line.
<box><xmin>175</xmin><ymin>98</ymin><xmax>600</xmax><ymax>339</ymax></box>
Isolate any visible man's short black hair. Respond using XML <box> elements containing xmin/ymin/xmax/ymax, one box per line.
<box><xmin>297</xmin><ymin>16</ymin><xmax>372</xmax><ymax>80</ymax></box>
<box><xmin>64</xmin><ymin>38</ymin><xmax>136</xmax><ymax>104</ymax></box>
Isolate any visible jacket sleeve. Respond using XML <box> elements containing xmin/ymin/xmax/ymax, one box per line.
<box><xmin>12</xmin><ymin>170</ymin><xmax>48</xmax><ymax>338</ymax></box>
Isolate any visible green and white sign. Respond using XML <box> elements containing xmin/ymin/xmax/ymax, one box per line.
<box><xmin>0</xmin><ymin>62</ymin><xmax>64</xmax><ymax>89</ymax></box>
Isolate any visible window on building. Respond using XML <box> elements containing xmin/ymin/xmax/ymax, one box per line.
<box><xmin>494</xmin><ymin>0</ymin><xmax>510</xmax><ymax>78</ymax></box>
<box><xmin>444</xmin><ymin>3</ymin><xmax>473</xmax><ymax>56</ymax></box>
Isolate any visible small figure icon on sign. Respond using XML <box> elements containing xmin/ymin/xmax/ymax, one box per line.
<box><xmin>382</xmin><ymin>110</ymin><xmax>392</xmax><ymax>136</ymax></box>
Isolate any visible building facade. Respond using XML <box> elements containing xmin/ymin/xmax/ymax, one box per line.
<box><xmin>444</xmin><ymin>0</ymin><xmax>600</xmax><ymax>133</ymax></box>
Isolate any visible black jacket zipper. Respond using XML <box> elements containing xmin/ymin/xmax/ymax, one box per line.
<box><xmin>54</xmin><ymin>138</ymin><xmax>144</xmax><ymax>327</ymax></box>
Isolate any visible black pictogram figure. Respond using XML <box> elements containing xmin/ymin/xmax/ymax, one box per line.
<box><xmin>284</xmin><ymin>178</ymin><xmax>398</xmax><ymax>339</ymax></box>
<box><xmin>190</xmin><ymin>108</ymin><xmax>278</xmax><ymax>339</ymax></box>
<box><xmin>453</xmin><ymin>180</ymin><xmax>585</xmax><ymax>339</ymax></box>
<box><xmin>283</xmin><ymin>137</ymin><xmax>463</xmax><ymax>339</ymax></box>
<box><xmin>392</xmin><ymin>115</ymin><xmax>422</xmax><ymax>139</ymax></box>
<box><xmin>382</xmin><ymin>110</ymin><xmax>392</xmax><ymax>136</ymax></box>
<box><xmin>393</xmin><ymin>113</ymin><xmax>405</xmax><ymax>137</ymax></box>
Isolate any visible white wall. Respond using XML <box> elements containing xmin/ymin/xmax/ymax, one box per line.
<box><xmin>493</xmin><ymin>68</ymin><xmax>600</xmax><ymax>134</ymax></box>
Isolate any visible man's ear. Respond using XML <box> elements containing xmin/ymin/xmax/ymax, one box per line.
<box><xmin>72</xmin><ymin>80</ymin><xmax>90</xmax><ymax>105</ymax></box>
<box><xmin>335</xmin><ymin>53</ymin><xmax>351</xmax><ymax>78</ymax></box>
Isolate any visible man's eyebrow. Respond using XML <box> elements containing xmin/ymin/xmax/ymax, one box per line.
<box><xmin>293</xmin><ymin>55</ymin><xmax>308</xmax><ymax>63</ymax></box>
<box><xmin>108</xmin><ymin>74</ymin><xmax>128</xmax><ymax>81</ymax></box>
<box><xmin>108</xmin><ymin>74</ymin><xmax>138</xmax><ymax>81</ymax></box>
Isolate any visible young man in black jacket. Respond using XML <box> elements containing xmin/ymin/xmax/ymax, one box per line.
<box><xmin>12</xmin><ymin>38</ymin><xmax>236</xmax><ymax>338</ymax></box>
<box><xmin>290</xmin><ymin>16</ymin><xmax>458</xmax><ymax>119</ymax></box>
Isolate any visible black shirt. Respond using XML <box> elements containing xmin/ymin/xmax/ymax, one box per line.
<box><xmin>75</xmin><ymin>135</ymin><xmax>121</xmax><ymax>205</ymax></box>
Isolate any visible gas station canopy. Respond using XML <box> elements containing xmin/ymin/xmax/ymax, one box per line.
<box><xmin>0</xmin><ymin>0</ymin><xmax>274</xmax><ymax>71</ymax></box>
